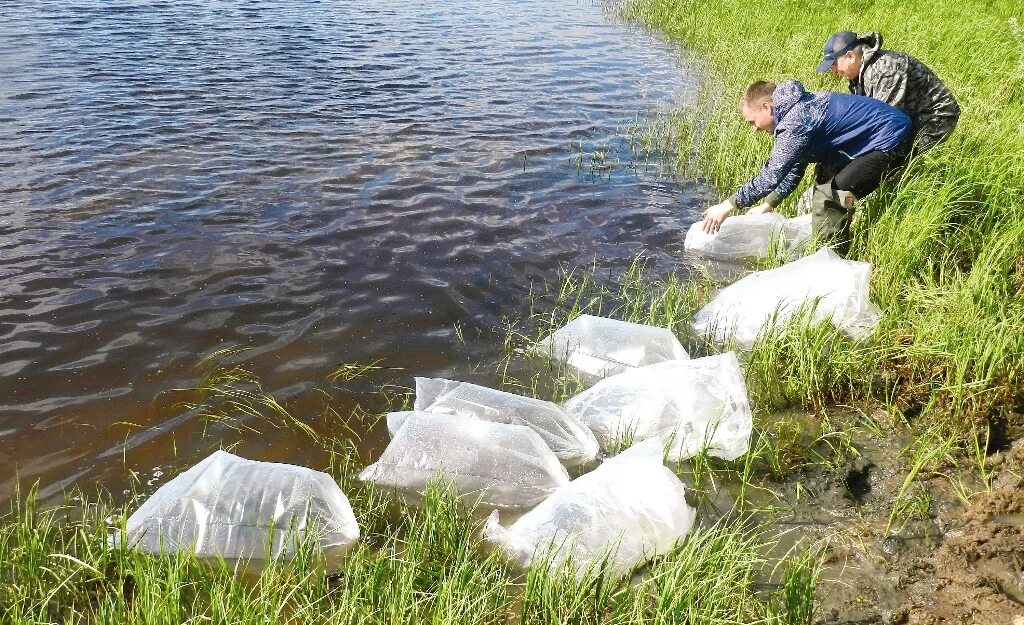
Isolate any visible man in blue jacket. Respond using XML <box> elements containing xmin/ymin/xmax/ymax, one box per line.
<box><xmin>702</xmin><ymin>79</ymin><xmax>912</xmax><ymax>255</ymax></box>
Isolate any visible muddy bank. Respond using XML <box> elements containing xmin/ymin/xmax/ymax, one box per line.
<box><xmin>787</xmin><ymin>414</ymin><xmax>1024</xmax><ymax>624</ymax></box>
<box><xmin>898</xmin><ymin>443</ymin><xmax>1024</xmax><ymax>625</ymax></box>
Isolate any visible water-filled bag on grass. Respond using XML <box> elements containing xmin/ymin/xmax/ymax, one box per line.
<box><xmin>483</xmin><ymin>440</ymin><xmax>694</xmax><ymax>580</ymax></box>
<box><xmin>562</xmin><ymin>353</ymin><xmax>751</xmax><ymax>462</ymax></box>
<box><xmin>685</xmin><ymin>213</ymin><xmax>813</xmax><ymax>260</ymax></box>
<box><xmin>114</xmin><ymin>450</ymin><xmax>359</xmax><ymax>572</ymax></box>
<box><xmin>534</xmin><ymin>314</ymin><xmax>688</xmax><ymax>379</ymax></box>
<box><xmin>692</xmin><ymin>247</ymin><xmax>880</xmax><ymax>349</ymax></box>
<box><xmin>685</xmin><ymin>213</ymin><xmax>786</xmax><ymax>260</ymax></box>
<box><xmin>388</xmin><ymin>377</ymin><xmax>599</xmax><ymax>467</ymax></box>
<box><xmin>360</xmin><ymin>411</ymin><xmax>569</xmax><ymax>509</ymax></box>
<box><xmin>783</xmin><ymin>214</ymin><xmax>813</xmax><ymax>253</ymax></box>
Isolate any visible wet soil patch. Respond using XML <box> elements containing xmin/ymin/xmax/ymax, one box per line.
<box><xmin>801</xmin><ymin>425</ymin><xmax>1024</xmax><ymax>625</ymax></box>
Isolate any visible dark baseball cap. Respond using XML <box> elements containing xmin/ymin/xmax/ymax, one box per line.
<box><xmin>817</xmin><ymin>31</ymin><xmax>860</xmax><ymax>72</ymax></box>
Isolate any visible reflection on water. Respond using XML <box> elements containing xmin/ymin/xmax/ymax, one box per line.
<box><xmin>0</xmin><ymin>0</ymin><xmax>705</xmax><ymax>500</ymax></box>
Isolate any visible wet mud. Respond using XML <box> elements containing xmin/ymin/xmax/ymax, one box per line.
<box><xmin>896</xmin><ymin>444</ymin><xmax>1024</xmax><ymax>625</ymax></box>
<box><xmin>767</xmin><ymin>410</ymin><xmax>1024</xmax><ymax>624</ymax></box>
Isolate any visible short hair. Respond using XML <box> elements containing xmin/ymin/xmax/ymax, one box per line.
<box><xmin>742</xmin><ymin>81</ymin><xmax>776</xmax><ymax>108</ymax></box>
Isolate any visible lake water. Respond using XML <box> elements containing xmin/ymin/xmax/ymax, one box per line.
<box><xmin>0</xmin><ymin>0</ymin><xmax>706</xmax><ymax>501</ymax></box>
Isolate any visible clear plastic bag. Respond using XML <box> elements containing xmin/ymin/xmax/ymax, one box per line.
<box><xmin>685</xmin><ymin>213</ymin><xmax>787</xmax><ymax>260</ymax></box>
<box><xmin>685</xmin><ymin>213</ymin><xmax>814</xmax><ymax>260</ymax></box>
<box><xmin>484</xmin><ymin>440</ymin><xmax>694</xmax><ymax>580</ymax></box>
<box><xmin>360</xmin><ymin>411</ymin><xmax>569</xmax><ymax>509</ymax></box>
<box><xmin>387</xmin><ymin>377</ymin><xmax>599</xmax><ymax>467</ymax></box>
<box><xmin>562</xmin><ymin>352</ymin><xmax>751</xmax><ymax>462</ymax></box>
<box><xmin>693</xmin><ymin>247</ymin><xmax>880</xmax><ymax>349</ymax></box>
<box><xmin>783</xmin><ymin>213</ymin><xmax>813</xmax><ymax>254</ymax></box>
<box><xmin>113</xmin><ymin>450</ymin><xmax>359</xmax><ymax>572</ymax></box>
<box><xmin>535</xmin><ymin>314</ymin><xmax>689</xmax><ymax>379</ymax></box>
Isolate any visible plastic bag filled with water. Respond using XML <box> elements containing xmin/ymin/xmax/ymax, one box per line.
<box><xmin>562</xmin><ymin>352</ymin><xmax>751</xmax><ymax>462</ymax></box>
<box><xmin>113</xmin><ymin>450</ymin><xmax>360</xmax><ymax>573</ymax></box>
<box><xmin>684</xmin><ymin>213</ymin><xmax>813</xmax><ymax>260</ymax></box>
<box><xmin>783</xmin><ymin>214</ymin><xmax>813</xmax><ymax>254</ymax></box>
<box><xmin>534</xmin><ymin>314</ymin><xmax>689</xmax><ymax>380</ymax></box>
<box><xmin>692</xmin><ymin>247</ymin><xmax>880</xmax><ymax>349</ymax></box>
<box><xmin>483</xmin><ymin>440</ymin><xmax>694</xmax><ymax>580</ymax></box>
<box><xmin>386</xmin><ymin>377</ymin><xmax>599</xmax><ymax>467</ymax></box>
<box><xmin>361</xmin><ymin>411</ymin><xmax>569</xmax><ymax>509</ymax></box>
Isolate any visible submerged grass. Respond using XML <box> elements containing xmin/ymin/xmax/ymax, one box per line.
<box><xmin>164</xmin><ymin>347</ymin><xmax>324</xmax><ymax>444</ymax></box>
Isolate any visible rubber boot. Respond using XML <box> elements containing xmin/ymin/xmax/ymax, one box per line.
<box><xmin>810</xmin><ymin>181</ymin><xmax>856</xmax><ymax>256</ymax></box>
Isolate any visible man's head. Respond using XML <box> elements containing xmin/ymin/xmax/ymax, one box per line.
<box><xmin>817</xmin><ymin>31</ymin><xmax>864</xmax><ymax>79</ymax></box>
<box><xmin>740</xmin><ymin>81</ymin><xmax>776</xmax><ymax>133</ymax></box>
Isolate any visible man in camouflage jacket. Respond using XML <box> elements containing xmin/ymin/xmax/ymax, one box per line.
<box><xmin>818</xmin><ymin>31</ymin><xmax>960</xmax><ymax>151</ymax></box>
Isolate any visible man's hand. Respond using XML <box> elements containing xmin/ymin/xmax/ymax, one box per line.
<box><xmin>747</xmin><ymin>202</ymin><xmax>774</xmax><ymax>215</ymax></box>
<box><xmin>702</xmin><ymin>200</ymin><xmax>736</xmax><ymax>233</ymax></box>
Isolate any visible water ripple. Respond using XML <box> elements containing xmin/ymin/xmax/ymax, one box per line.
<box><xmin>0</xmin><ymin>0</ymin><xmax>706</xmax><ymax>500</ymax></box>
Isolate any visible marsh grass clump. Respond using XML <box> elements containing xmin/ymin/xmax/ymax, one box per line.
<box><xmin>775</xmin><ymin>546</ymin><xmax>824</xmax><ymax>625</ymax></box>
<box><xmin>493</xmin><ymin>257</ymin><xmax>714</xmax><ymax>405</ymax></box>
<box><xmin>740</xmin><ymin>309</ymin><xmax>879</xmax><ymax>412</ymax></box>
<box><xmin>634</xmin><ymin>518</ymin><xmax>777</xmax><ymax>624</ymax></box>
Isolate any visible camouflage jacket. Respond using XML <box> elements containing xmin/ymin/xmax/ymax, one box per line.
<box><xmin>850</xmin><ymin>32</ymin><xmax>960</xmax><ymax>149</ymax></box>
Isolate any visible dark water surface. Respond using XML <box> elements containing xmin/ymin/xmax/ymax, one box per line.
<box><xmin>0</xmin><ymin>0</ymin><xmax>705</xmax><ymax>501</ymax></box>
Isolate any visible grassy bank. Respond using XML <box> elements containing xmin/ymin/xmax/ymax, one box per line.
<box><xmin>621</xmin><ymin>0</ymin><xmax>1024</xmax><ymax>430</ymax></box>
<box><xmin>1</xmin><ymin>354</ymin><xmax>823</xmax><ymax>624</ymax></box>
<box><xmin>2</xmin><ymin>341</ymin><xmax>842</xmax><ymax>623</ymax></box>
<box><xmin>1</xmin><ymin>471</ymin><xmax>816</xmax><ymax>624</ymax></box>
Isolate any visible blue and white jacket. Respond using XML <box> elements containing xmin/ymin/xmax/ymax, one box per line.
<box><xmin>729</xmin><ymin>80</ymin><xmax>912</xmax><ymax>208</ymax></box>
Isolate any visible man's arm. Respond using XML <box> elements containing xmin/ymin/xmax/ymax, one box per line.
<box><xmin>729</xmin><ymin>124</ymin><xmax>813</xmax><ymax>208</ymax></box>
<box><xmin>766</xmin><ymin>160</ymin><xmax>810</xmax><ymax>206</ymax></box>
<box><xmin>702</xmin><ymin>126</ymin><xmax>812</xmax><ymax>232</ymax></box>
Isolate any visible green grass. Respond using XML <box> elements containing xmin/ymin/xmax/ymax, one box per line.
<box><xmin>1</xmin><ymin>478</ymin><xmax>809</xmax><ymax>624</ymax></box>
<box><xmin>775</xmin><ymin>546</ymin><xmax>823</xmax><ymax>625</ymax></box>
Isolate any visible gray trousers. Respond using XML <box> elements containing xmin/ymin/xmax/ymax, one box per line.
<box><xmin>811</xmin><ymin>183</ymin><xmax>856</xmax><ymax>256</ymax></box>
